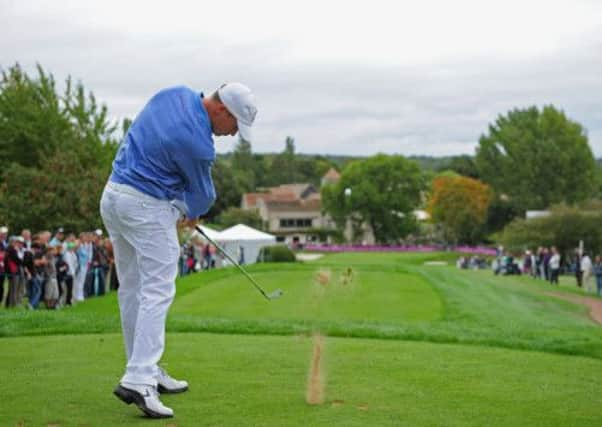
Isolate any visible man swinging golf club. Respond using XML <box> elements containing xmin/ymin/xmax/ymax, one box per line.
<box><xmin>100</xmin><ymin>83</ymin><xmax>257</xmax><ymax>418</ymax></box>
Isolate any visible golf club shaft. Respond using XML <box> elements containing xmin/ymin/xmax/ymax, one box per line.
<box><xmin>195</xmin><ymin>225</ymin><xmax>270</xmax><ymax>300</ymax></box>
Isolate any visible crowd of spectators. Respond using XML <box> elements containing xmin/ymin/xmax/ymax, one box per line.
<box><xmin>489</xmin><ymin>245</ymin><xmax>602</xmax><ymax>296</ymax></box>
<box><xmin>178</xmin><ymin>240</ymin><xmax>219</xmax><ymax>276</ymax></box>
<box><xmin>0</xmin><ymin>224</ymin><xmax>243</xmax><ymax>308</ymax></box>
<box><xmin>0</xmin><ymin>225</ymin><xmax>117</xmax><ymax>310</ymax></box>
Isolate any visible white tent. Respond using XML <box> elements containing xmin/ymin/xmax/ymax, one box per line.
<box><xmin>191</xmin><ymin>225</ymin><xmax>223</xmax><ymax>242</ymax></box>
<box><xmin>218</xmin><ymin>224</ymin><xmax>276</xmax><ymax>265</ymax></box>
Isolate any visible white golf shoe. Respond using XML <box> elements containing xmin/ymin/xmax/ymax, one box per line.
<box><xmin>156</xmin><ymin>367</ymin><xmax>189</xmax><ymax>394</ymax></box>
<box><xmin>114</xmin><ymin>382</ymin><xmax>174</xmax><ymax>418</ymax></box>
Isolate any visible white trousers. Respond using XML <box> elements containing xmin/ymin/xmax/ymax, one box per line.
<box><xmin>100</xmin><ymin>182</ymin><xmax>180</xmax><ymax>386</ymax></box>
<box><xmin>73</xmin><ymin>263</ymin><xmax>87</xmax><ymax>302</ymax></box>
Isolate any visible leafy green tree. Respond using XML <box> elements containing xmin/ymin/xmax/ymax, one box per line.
<box><xmin>264</xmin><ymin>137</ymin><xmax>301</xmax><ymax>185</ymax></box>
<box><xmin>218</xmin><ymin>207</ymin><xmax>263</xmax><ymax>229</ymax></box>
<box><xmin>0</xmin><ymin>151</ymin><xmax>108</xmax><ymax>232</ymax></box>
<box><xmin>0</xmin><ymin>63</ymin><xmax>121</xmax><ymax>231</ymax></box>
<box><xmin>321</xmin><ymin>154</ymin><xmax>425</xmax><ymax>243</ymax></box>
<box><xmin>443</xmin><ymin>155</ymin><xmax>479</xmax><ymax>179</ymax></box>
<box><xmin>207</xmin><ymin>158</ymin><xmax>242</xmax><ymax>219</ymax></box>
<box><xmin>475</xmin><ymin>106</ymin><xmax>596</xmax><ymax>212</ymax></box>
<box><xmin>231</xmin><ymin>138</ymin><xmax>256</xmax><ymax>191</ymax></box>
<box><xmin>499</xmin><ymin>203</ymin><xmax>602</xmax><ymax>256</ymax></box>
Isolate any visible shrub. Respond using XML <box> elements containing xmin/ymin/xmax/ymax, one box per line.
<box><xmin>499</xmin><ymin>203</ymin><xmax>602</xmax><ymax>256</ymax></box>
<box><xmin>257</xmin><ymin>245</ymin><xmax>296</xmax><ymax>263</ymax></box>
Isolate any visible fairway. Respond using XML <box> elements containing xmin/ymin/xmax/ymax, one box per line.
<box><xmin>171</xmin><ymin>267</ymin><xmax>442</xmax><ymax>323</ymax></box>
<box><xmin>2</xmin><ymin>252</ymin><xmax>602</xmax><ymax>426</ymax></box>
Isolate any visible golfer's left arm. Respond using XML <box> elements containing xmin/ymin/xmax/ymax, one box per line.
<box><xmin>172</xmin><ymin>154</ymin><xmax>216</xmax><ymax>220</ymax></box>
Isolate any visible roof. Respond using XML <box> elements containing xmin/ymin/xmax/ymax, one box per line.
<box><xmin>242</xmin><ymin>193</ymin><xmax>265</xmax><ymax>208</ymax></box>
<box><xmin>264</xmin><ymin>199</ymin><xmax>322</xmax><ymax>211</ymax></box>
<box><xmin>322</xmin><ymin>167</ymin><xmax>341</xmax><ymax>181</ymax></box>
<box><xmin>218</xmin><ymin>224</ymin><xmax>277</xmax><ymax>242</ymax></box>
<box><xmin>242</xmin><ymin>183</ymin><xmax>318</xmax><ymax>209</ymax></box>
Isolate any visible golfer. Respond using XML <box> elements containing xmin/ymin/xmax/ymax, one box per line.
<box><xmin>100</xmin><ymin>83</ymin><xmax>257</xmax><ymax>418</ymax></box>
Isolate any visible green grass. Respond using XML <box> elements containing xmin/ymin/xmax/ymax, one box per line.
<box><xmin>1</xmin><ymin>333</ymin><xmax>602</xmax><ymax>426</ymax></box>
<box><xmin>3</xmin><ymin>251</ymin><xmax>602</xmax><ymax>425</ymax></box>
<box><xmin>171</xmin><ymin>268</ymin><xmax>442</xmax><ymax>323</ymax></box>
<box><xmin>3</xmin><ymin>253</ymin><xmax>601</xmax><ymax>358</ymax></box>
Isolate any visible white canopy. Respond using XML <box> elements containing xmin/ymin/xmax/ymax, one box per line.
<box><xmin>192</xmin><ymin>225</ymin><xmax>222</xmax><ymax>241</ymax></box>
<box><xmin>218</xmin><ymin>224</ymin><xmax>276</xmax><ymax>265</ymax></box>
<box><xmin>218</xmin><ymin>224</ymin><xmax>276</xmax><ymax>242</ymax></box>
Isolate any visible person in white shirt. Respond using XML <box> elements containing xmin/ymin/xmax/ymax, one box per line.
<box><xmin>548</xmin><ymin>246</ymin><xmax>561</xmax><ymax>285</ymax></box>
<box><xmin>62</xmin><ymin>242</ymin><xmax>79</xmax><ymax>306</ymax></box>
<box><xmin>581</xmin><ymin>253</ymin><xmax>594</xmax><ymax>293</ymax></box>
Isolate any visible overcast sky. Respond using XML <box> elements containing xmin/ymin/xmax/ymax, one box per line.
<box><xmin>2</xmin><ymin>0</ymin><xmax>602</xmax><ymax>156</ymax></box>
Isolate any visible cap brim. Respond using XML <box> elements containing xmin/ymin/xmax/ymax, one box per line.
<box><xmin>238</xmin><ymin>122</ymin><xmax>252</xmax><ymax>142</ymax></box>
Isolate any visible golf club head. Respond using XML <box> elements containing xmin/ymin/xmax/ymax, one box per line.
<box><xmin>267</xmin><ymin>289</ymin><xmax>284</xmax><ymax>300</ymax></box>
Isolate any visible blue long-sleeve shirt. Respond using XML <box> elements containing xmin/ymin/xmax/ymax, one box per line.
<box><xmin>110</xmin><ymin>86</ymin><xmax>216</xmax><ymax>219</ymax></box>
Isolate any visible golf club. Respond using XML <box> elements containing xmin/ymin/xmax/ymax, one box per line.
<box><xmin>195</xmin><ymin>225</ymin><xmax>283</xmax><ymax>301</ymax></box>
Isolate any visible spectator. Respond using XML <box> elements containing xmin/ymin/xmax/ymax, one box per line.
<box><xmin>542</xmin><ymin>247</ymin><xmax>551</xmax><ymax>281</ymax></box>
<box><xmin>0</xmin><ymin>226</ymin><xmax>7</xmax><ymax>305</ymax></box>
<box><xmin>581</xmin><ymin>252</ymin><xmax>593</xmax><ymax>293</ymax></box>
<box><xmin>594</xmin><ymin>255</ymin><xmax>602</xmax><ymax>297</ymax></box>
<box><xmin>203</xmin><ymin>243</ymin><xmax>211</xmax><ymax>270</ymax></box>
<box><xmin>87</xmin><ymin>231</ymin><xmax>109</xmax><ymax>296</ymax></box>
<box><xmin>44</xmin><ymin>245</ymin><xmax>59</xmax><ymax>309</ymax></box>
<box><xmin>16</xmin><ymin>232</ymin><xmax>30</xmax><ymax>305</ymax></box>
<box><xmin>209</xmin><ymin>244</ymin><xmax>217</xmax><ymax>269</ymax></box>
<box><xmin>38</xmin><ymin>230</ymin><xmax>52</xmax><ymax>246</ymax></box>
<box><xmin>457</xmin><ymin>256</ymin><xmax>465</xmax><ymax>269</ymax></box>
<box><xmin>238</xmin><ymin>245</ymin><xmax>245</xmax><ymax>265</ymax></box>
<box><xmin>548</xmin><ymin>246</ymin><xmax>561</xmax><ymax>285</ymax></box>
<box><xmin>29</xmin><ymin>242</ymin><xmax>47</xmax><ymax>309</ymax></box>
<box><xmin>63</xmin><ymin>233</ymin><xmax>77</xmax><ymax>251</ymax></box>
<box><xmin>103</xmin><ymin>239</ymin><xmax>119</xmax><ymax>291</ymax></box>
<box><xmin>75</xmin><ymin>233</ymin><xmax>92</xmax><ymax>302</ymax></box>
<box><xmin>523</xmin><ymin>250</ymin><xmax>532</xmax><ymax>275</ymax></box>
<box><xmin>536</xmin><ymin>247</ymin><xmax>544</xmax><ymax>279</ymax></box>
<box><xmin>62</xmin><ymin>242</ymin><xmax>79</xmax><ymax>305</ymax></box>
<box><xmin>0</xmin><ymin>226</ymin><xmax>7</xmax><ymax>247</ymax></box>
<box><xmin>5</xmin><ymin>236</ymin><xmax>24</xmax><ymax>307</ymax></box>
<box><xmin>575</xmin><ymin>248</ymin><xmax>583</xmax><ymax>288</ymax></box>
<box><xmin>49</xmin><ymin>227</ymin><xmax>65</xmax><ymax>249</ymax></box>
<box><xmin>529</xmin><ymin>249</ymin><xmax>537</xmax><ymax>277</ymax></box>
<box><xmin>21</xmin><ymin>229</ymin><xmax>32</xmax><ymax>250</ymax></box>
<box><xmin>179</xmin><ymin>243</ymin><xmax>190</xmax><ymax>277</ymax></box>
<box><xmin>55</xmin><ymin>243</ymin><xmax>69</xmax><ymax>307</ymax></box>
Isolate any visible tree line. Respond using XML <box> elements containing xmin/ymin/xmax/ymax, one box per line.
<box><xmin>1</xmin><ymin>63</ymin><xmax>601</xmax><ymax>249</ymax></box>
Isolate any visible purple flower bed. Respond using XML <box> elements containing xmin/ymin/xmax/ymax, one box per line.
<box><xmin>303</xmin><ymin>244</ymin><xmax>497</xmax><ymax>256</ymax></box>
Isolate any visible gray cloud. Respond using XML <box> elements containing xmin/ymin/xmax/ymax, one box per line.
<box><xmin>2</xmin><ymin>2</ymin><xmax>602</xmax><ymax>157</ymax></box>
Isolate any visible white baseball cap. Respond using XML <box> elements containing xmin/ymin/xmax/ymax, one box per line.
<box><xmin>217</xmin><ymin>82</ymin><xmax>257</xmax><ymax>142</ymax></box>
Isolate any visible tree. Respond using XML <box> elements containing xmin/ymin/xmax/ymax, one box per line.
<box><xmin>0</xmin><ymin>63</ymin><xmax>121</xmax><ymax>231</ymax></box>
<box><xmin>231</xmin><ymin>138</ymin><xmax>256</xmax><ymax>191</ymax></box>
<box><xmin>427</xmin><ymin>175</ymin><xmax>493</xmax><ymax>244</ymax></box>
<box><xmin>499</xmin><ymin>203</ymin><xmax>602</xmax><ymax>257</ymax></box>
<box><xmin>443</xmin><ymin>155</ymin><xmax>479</xmax><ymax>179</ymax></box>
<box><xmin>218</xmin><ymin>207</ymin><xmax>263</xmax><ymax>229</ymax></box>
<box><xmin>0</xmin><ymin>151</ymin><xmax>109</xmax><ymax>232</ymax></box>
<box><xmin>264</xmin><ymin>137</ymin><xmax>301</xmax><ymax>185</ymax></box>
<box><xmin>207</xmin><ymin>158</ymin><xmax>243</xmax><ymax>219</ymax></box>
<box><xmin>475</xmin><ymin>105</ymin><xmax>596</xmax><ymax>213</ymax></box>
<box><xmin>321</xmin><ymin>154</ymin><xmax>425</xmax><ymax>243</ymax></box>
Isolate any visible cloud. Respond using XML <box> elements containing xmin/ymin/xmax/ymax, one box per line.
<box><xmin>1</xmin><ymin>1</ymin><xmax>602</xmax><ymax>157</ymax></box>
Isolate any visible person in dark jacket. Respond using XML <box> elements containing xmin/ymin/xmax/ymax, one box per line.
<box><xmin>5</xmin><ymin>237</ymin><xmax>24</xmax><ymax>308</ymax></box>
